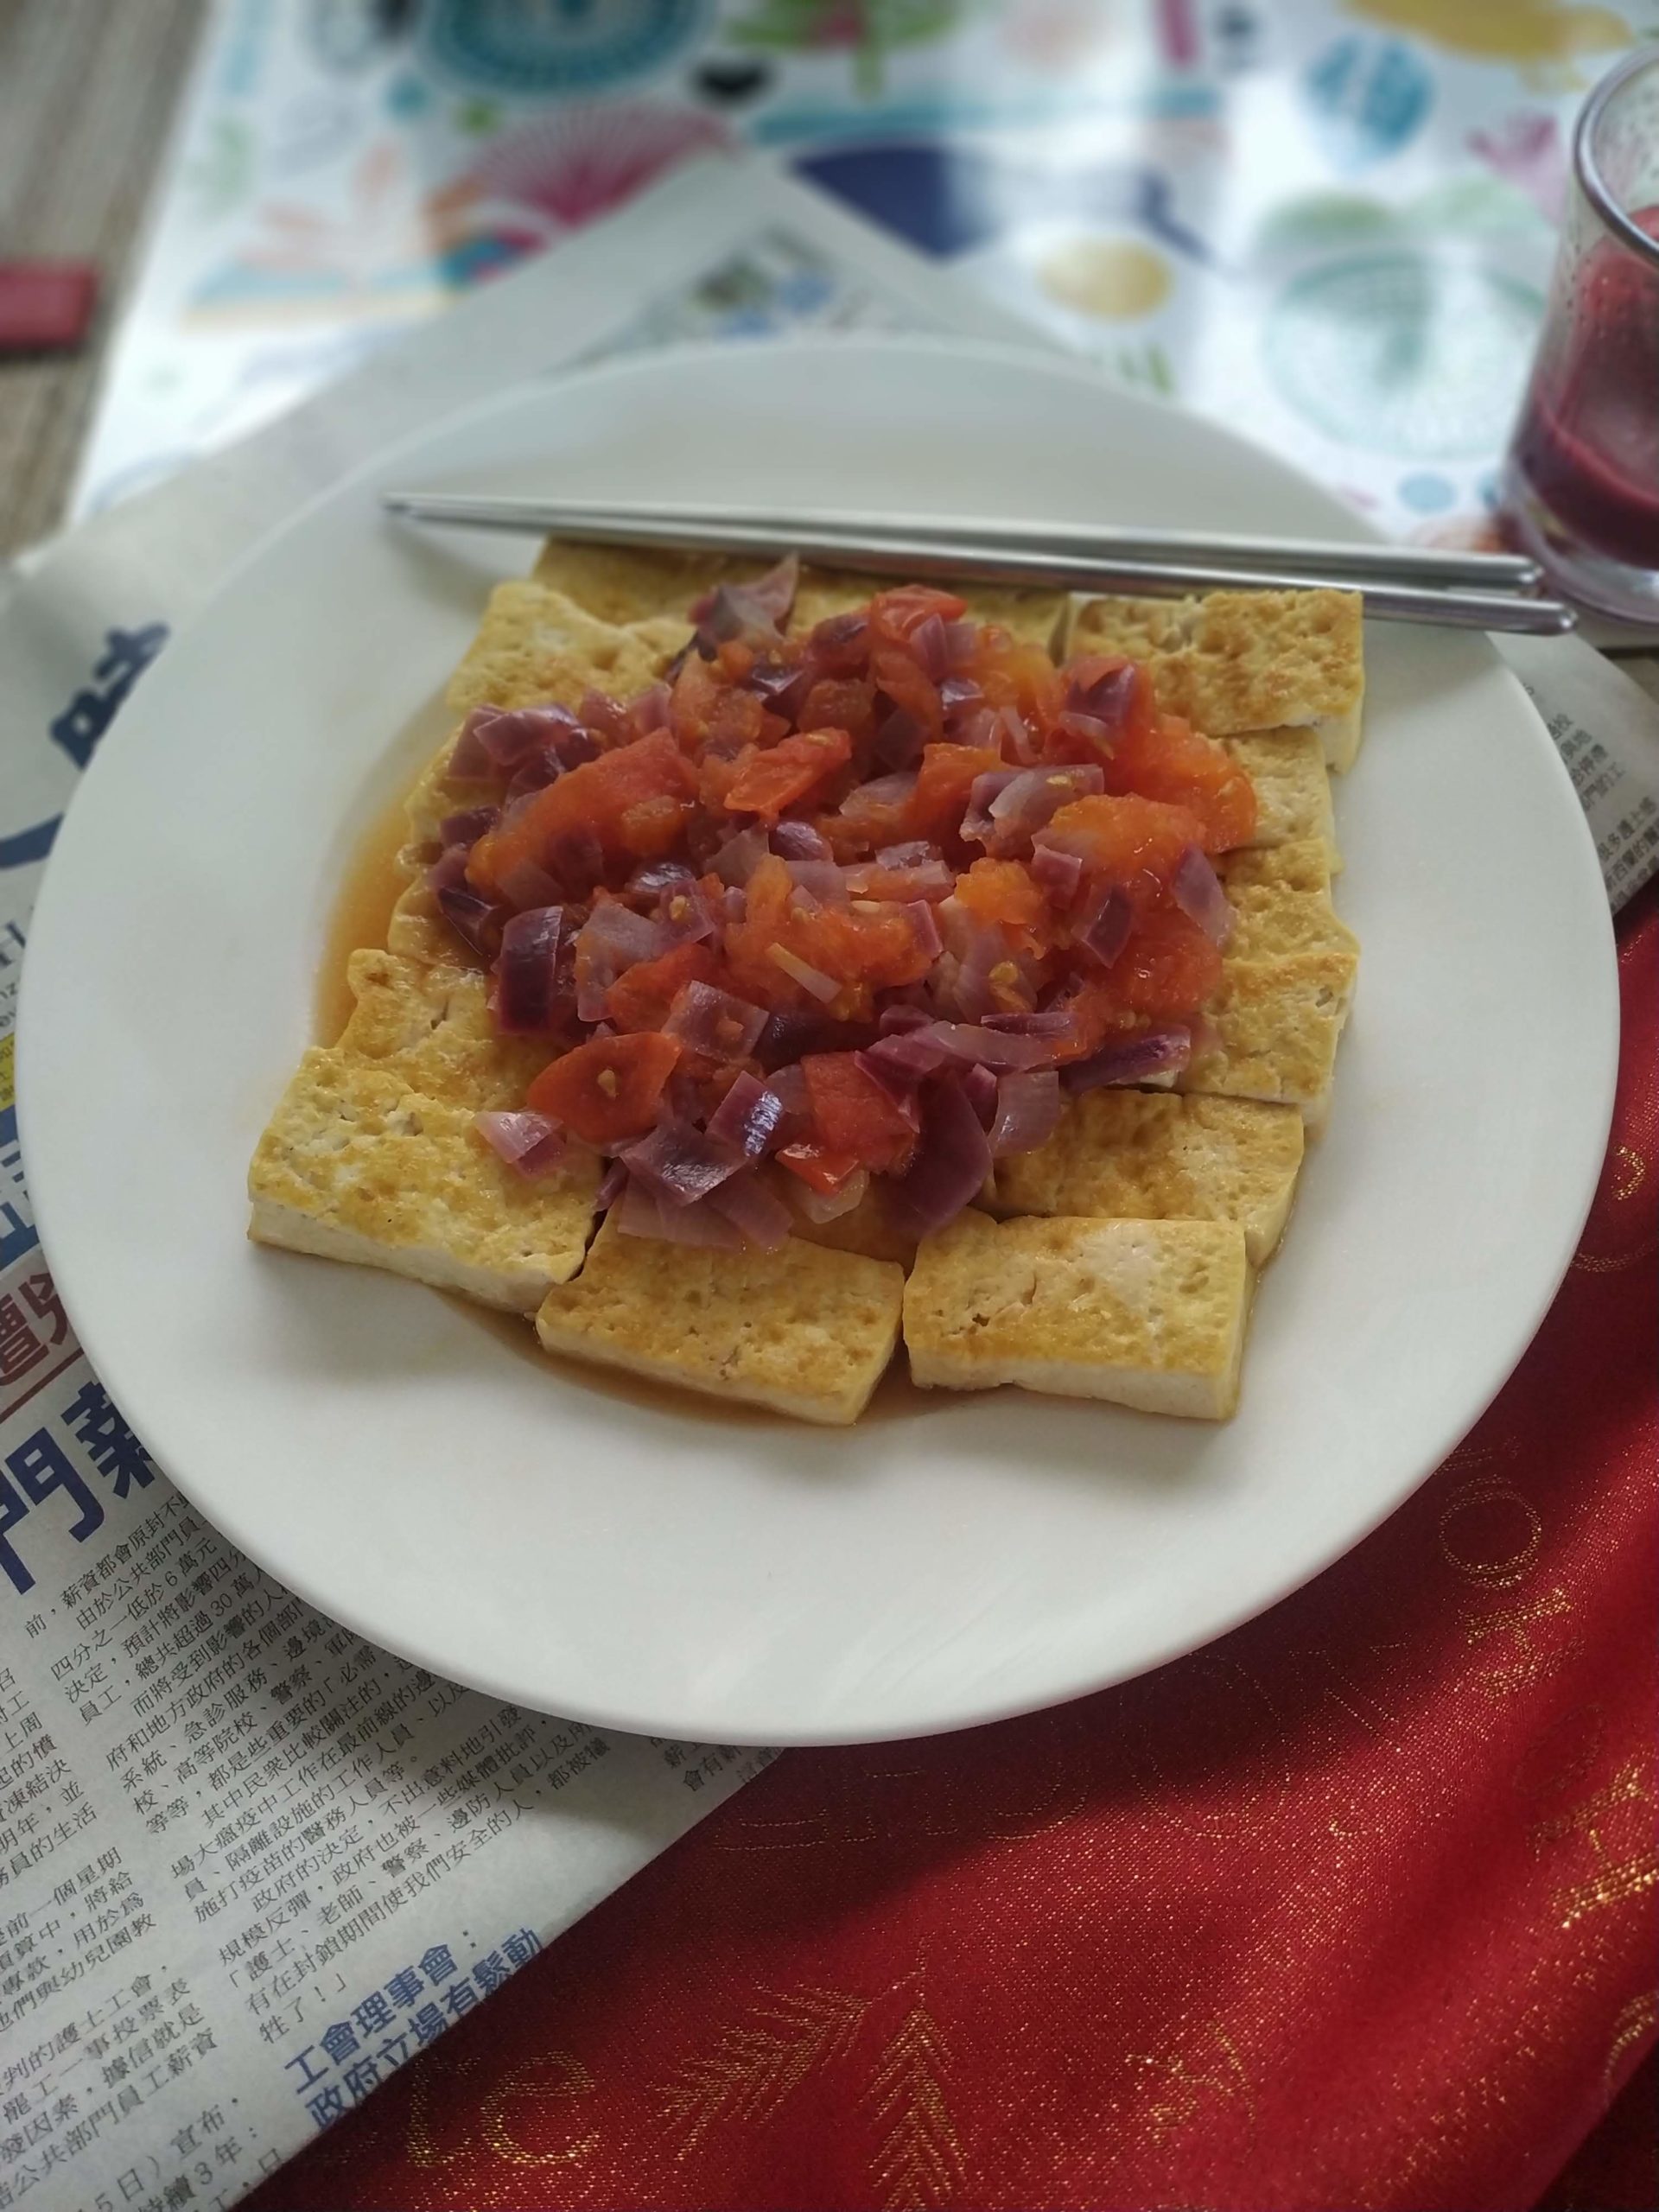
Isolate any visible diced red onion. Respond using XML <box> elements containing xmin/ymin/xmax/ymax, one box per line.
<box><xmin>1172</xmin><ymin>844</ymin><xmax>1236</xmax><ymax>947</ymax></box>
<box><xmin>577</xmin><ymin>690</ymin><xmax>632</xmax><ymax>747</ymax></box>
<box><xmin>1030</xmin><ymin>843</ymin><xmax>1085</xmax><ymax>906</ymax></box>
<box><xmin>785</xmin><ymin>858</ymin><xmax>851</xmax><ymax>907</ymax></box>
<box><xmin>663</xmin><ymin>981</ymin><xmax>769</xmax><ymax>1062</ymax></box>
<box><xmin>1068</xmin><ymin>661</ymin><xmax>1138</xmax><ymax>728</ymax></box>
<box><xmin>831</xmin><ymin>770</ymin><xmax>917</xmax><ymax>835</ymax></box>
<box><xmin>878</xmin><ymin>840</ymin><xmax>937</xmax><ymax>868</ymax></box>
<box><xmin>998</xmin><ymin>704</ymin><xmax>1031</xmax><ymax>760</ymax></box>
<box><xmin>852</xmin><ymin>1049</ymin><xmax>923</xmax><ymax>1126</ymax></box>
<box><xmin>942</xmin><ymin>620</ymin><xmax>977</xmax><ymax>670</ymax></box>
<box><xmin>953</xmin><ymin>704</ymin><xmax>1000</xmax><ymax>751</ymax></box>
<box><xmin>810</xmin><ymin>609</ymin><xmax>868</xmax><ymax>658</ymax></box>
<box><xmin>1077</xmin><ymin>886</ymin><xmax>1133</xmax><ymax>970</ymax></box>
<box><xmin>474</xmin><ymin>1109</ymin><xmax>567</xmax><ymax>1179</ymax></box>
<box><xmin>900</xmin><ymin>899</ymin><xmax>944</xmax><ymax>961</ymax></box>
<box><xmin>731</xmin><ymin>552</ymin><xmax>799</xmax><ymax>628</ymax></box>
<box><xmin>912</xmin><ymin>613</ymin><xmax>949</xmax><ymax>681</ymax></box>
<box><xmin>1063</xmin><ymin>1027</ymin><xmax>1193</xmax><ymax>1095</ymax></box>
<box><xmin>690</xmin><ymin>582</ymin><xmax>785</xmax><ymax>661</ymax></box>
<box><xmin>1052</xmin><ymin>710</ymin><xmax>1115</xmax><ymax>753</ymax></box>
<box><xmin>497</xmin><ymin>857</ymin><xmax>564</xmax><ymax>914</ymax></box>
<box><xmin>845</xmin><ymin>856</ymin><xmax>954</xmax><ymax>903</ymax></box>
<box><xmin>613</xmin><ymin>1174</ymin><xmax>743</xmax><ymax>1249</ymax></box>
<box><xmin>478</xmin><ymin>1100</ymin><xmax>569</xmax><ymax>1164</ymax></box>
<box><xmin>769</xmin><ymin>944</ymin><xmax>842</xmax><ymax>1002</ymax></box>
<box><xmin>707</xmin><ymin>1168</ymin><xmax>793</xmax><ymax>1251</ymax></box>
<box><xmin>864</xmin><ymin>1028</ymin><xmax>954</xmax><ymax>1082</ymax></box>
<box><xmin>620</xmin><ymin>1118</ymin><xmax>745</xmax><ymax>1209</ymax></box>
<box><xmin>628</xmin><ymin>682</ymin><xmax>672</xmax><ymax>736</ymax></box>
<box><xmin>761</xmin><ymin>1059</ymin><xmax>810</xmax><ymax>1122</ymax></box>
<box><xmin>988</xmin><ymin>1069</ymin><xmax>1061</xmax><ymax>1158</ymax></box>
<box><xmin>656</xmin><ymin>879</ymin><xmax>717</xmax><ymax>944</ymax></box>
<box><xmin>962</xmin><ymin>1062</ymin><xmax>999</xmax><ymax>1128</ymax></box>
<box><xmin>772</xmin><ymin>819</ymin><xmax>832</xmax><ymax>861</ymax></box>
<box><xmin>707</xmin><ymin>1071</ymin><xmax>788</xmax><ymax>1158</ymax></box>
<box><xmin>719</xmin><ymin>885</ymin><xmax>747</xmax><ymax>925</ymax></box>
<box><xmin>574</xmin><ymin>902</ymin><xmax>674</xmax><ymax>1022</ymax></box>
<box><xmin>888</xmin><ymin>1078</ymin><xmax>994</xmax><ymax>1236</ymax></box>
<box><xmin>985</xmin><ymin>764</ymin><xmax>1104</xmax><ymax>851</ymax></box>
<box><xmin>879</xmin><ymin>1003</ymin><xmax>932</xmax><ymax>1036</ymax></box>
<box><xmin>495</xmin><ymin>906</ymin><xmax>571</xmax><ymax>1035</ymax></box>
<box><xmin>920</xmin><ymin>1020</ymin><xmax>1056</xmax><ymax>1071</ymax></box>
<box><xmin>982</xmin><ymin>1008</ymin><xmax>1078</xmax><ymax>1041</ymax></box>
<box><xmin>938</xmin><ymin>674</ymin><xmax>982</xmax><ymax>715</ymax></box>
<box><xmin>438</xmin><ymin>804</ymin><xmax>499</xmax><ymax>849</ymax></box>
<box><xmin>959</xmin><ymin>768</ymin><xmax>1022</xmax><ymax>847</ymax></box>
<box><xmin>874</xmin><ymin>706</ymin><xmax>925</xmax><ymax>770</ymax></box>
<box><xmin>427</xmin><ymin>844</ymin><xmax>471</xmax><ymax>895</ymax></box>
<box><xmin>744</xmin><ymin>658</ymin><xmax>810</xmax><ymax>719</ymax></box>
<box><xmin>596</xmin><ymin>1157</ymin><xmax>629</xmax><ymax>1209</ymax></box>
<box><xmin>794</xmin><ymin>1166</ymin><xmax>869</xmax><ymax>1224</ymax></box>
<box><xmin>435</xmin><ymin>886</ymin><xmax>501</xmax><ymax>960</ymax></box>
<box><xmin>627</xmin><ymin>858</ymin><xmax>696</xmax><ymax>900</ymax></box>
<box><xmin>544</xmin><ymin>826</ymin><xmax>605</xmax><ymax>899</ymax></box>
<box><xmin>710</xmin><ymin>825</ymin><xmax>770</xmax><ymax>887</ymax></box>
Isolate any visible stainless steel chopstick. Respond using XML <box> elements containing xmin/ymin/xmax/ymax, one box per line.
<box><xmin>381</xmin><ymin>492</ymin><xmax>1576</xmax><ymax>636</ymax></box>
<box><xmin>386</xmin><ymin>493</ymin><xmax>1541</xmax><ymax>589</ymax></box>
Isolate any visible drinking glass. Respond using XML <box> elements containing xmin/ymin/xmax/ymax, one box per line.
<box><xmin>1502</xmin><ymin>46</ymin><xmax>1659</xmax><ymax>624</ymax></box>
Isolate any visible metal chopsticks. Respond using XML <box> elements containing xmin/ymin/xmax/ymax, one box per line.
<box><xmin>381</xmin><ymin>491</ymin><xmax>1577</xmax><ymax>637</ymax></box>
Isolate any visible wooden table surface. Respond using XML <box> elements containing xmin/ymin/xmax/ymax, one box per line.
<box><xmin>0</xmin><ymin>0</ymin><xmax>205</xmax><ymax>561</ymax></box>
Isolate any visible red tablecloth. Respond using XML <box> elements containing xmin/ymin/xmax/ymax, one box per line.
<box><xmin>252</xmin><ymin>884</ymin><xmax>1657</xmax><ymax>2212</ymax></box>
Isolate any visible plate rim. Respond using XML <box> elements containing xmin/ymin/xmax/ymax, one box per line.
<box><xmin>17</xmin><ymin>334</ymin><xmax>1621</xmax><ymax>1744</ymax></box>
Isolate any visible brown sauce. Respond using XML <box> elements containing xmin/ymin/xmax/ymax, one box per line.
<box><xmin>314</xmin><ymin>782</ymin><xmax>414</xmax><ymax>1044</ymax></box>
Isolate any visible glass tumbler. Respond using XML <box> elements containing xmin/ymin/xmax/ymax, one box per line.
<box><xmin>1502</xmin><ymin>46</ymin><xmax>1659</xmax><ymax>623</ymax></box>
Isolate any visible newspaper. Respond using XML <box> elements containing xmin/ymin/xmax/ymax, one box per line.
<box><xmin>0</xmin><ymin>162</ymin><xmax>1048</xmax><ymax>2212</ymax></box>
<box><xmin>2</xmin><ymin>149</ymin><xmax>1656</xmax><ymax>2212</ymax></box>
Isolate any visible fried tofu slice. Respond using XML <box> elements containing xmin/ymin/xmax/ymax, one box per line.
<box><xmin>333</xmin><ymin>948</ymin><xmax>553</xmax><ymax>1109</ymax></box>
<box><xmin>1223</xmin><ymin>728</ymin><xmax>1339</xmax><ymax>869</ymax></box>
<box><xmin>249</xmin><ymin>1052</ymin><xmax>597</xmax><ymax>1310</ymax></box>
<box><xmin>789</xmin><ymin>563</ymin><xmax>1071</xmax><ymax>656</ymax></box>
<box><xmin>904</xmin><ymin>1211</ymin><xmax>1251</xmax><ymax>1420</ymax></box>
<box><xmin>531</xmin><ymin>539</ymin><xmax>735</xmax><ymax>629</ymax></box>
<box><xmin>991</xmin><ymin>1094</ymin><xmax>1304</xmax><ymax>1267</ymax></box>
<box><xmin>1219</xmin><ymin>840</ymin><xmax>1360</xmax><ymax>964</ymax></box>
<box><xmin>446</xmin><ymin>582</ymin><xmax>676</xmax><ymax>715</ymax></box>
<box><xmin>535</xmin><ymin>1216</ymin><xmax>904</xmax><ymax>1425</ymax></box>
<box><xmin>1184</xmin><ymin>948</ymin><xmax>1358</xmax><ymax>1131</ymax></box>
<box><xmin>1072</xmin><ymin>588</ymin><xmax>1365</xmax><ymax>770</ymax></box>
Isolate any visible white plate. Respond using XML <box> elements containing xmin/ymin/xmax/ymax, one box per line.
<box><xmin>20</xmin><ymin>339</ymin><xmax>1618</xmax><ymax>1746</ymax></box>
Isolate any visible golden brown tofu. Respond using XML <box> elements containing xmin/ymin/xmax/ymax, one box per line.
<box><xmin>1072</xmin><ymin>588</ymin><xmax>1365</xmax><ymax>769</ymax></box>
<box><xmin>1222</xmin><ymin>728</ymin><xmax>1339</xmax><ymax>869</ymax></box>
<box><xmin>249</xmin><ymin>1052</ymin><xmax>598</xmax><ymax>1309</ymax></box>
<box><xmin>445</xmin><ymin>582</ymin><xmax>676</xmax><ymax>715</ymax></box>
<box><xmin>904</xmin><ymin>1211</ymin><xmax>1251</xmax><ymax>1420</ymax></box>
<box><xmin>535</xmin><ymin>1216</ymin><xmax>904</xmax><ymax>1425</ymax></box>
<box><xmin>1184</xmin><ymin>948</ymin><xmax>1359</xmax><ymax>1130</ymax></box>
<box><xmin>333</xmin><ymin>948</ymin><xmax>554</xmax><ymax>1109</ymax></box>
<box><xmin>991</xmin><ymin>1092</ymin><xmax>1304</xmax><ymax>1266</ymax></box>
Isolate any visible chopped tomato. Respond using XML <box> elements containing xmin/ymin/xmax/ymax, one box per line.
<box><xmin>723</xmin><ymin>727</ymin><xmax>853</xmax><ymax>822</ymax></box>
<box><xmin>954</xmin><ymin>857</ymin><xmax>1051</xmax><ymax>954</ymax></box>
<box><xmin>804</xmin><ymin>613</ymin><xmax>872</xmax><ymax>678</ymax></box>
<box><xmin>777</xmin><ymin>1141</ymin><xmax>863</xmax><ymax>1197</ymax></box>
<box><xmin>801</xmin><ymin>1052</ymin><xmax>917</xmax><ymax>1174</ymax></box>
<box><xmin>704</xmin><ymin>685</ymin><xmax>777</xmax><ymax>754</ymax></box>
<box><xmin>1043</xmin><ymin>792</ymin><xmax>1205</xmax><ymax>905</ymax></box>
<box><xmin>468</xmin><ymin>730</ymin><xmax>696</xmax><ymax>897</ymax></box>
<box><xmin>724</xmin><ymin>855</ymin><xmax>938</xmax><ymax>1017</ymax></box>
<box><xmin>1060</xmin><ymin>906</ymin><xmax>1222</xmax><ymax>1042</ymax></box>
<box><xmin>667</xmin><ymin>653</ymin><xmax>725</xmax><ymax>750</ymax></box>
<box><xmin>525</xmin><ymin>1030</ymin><xmax>682</xmax><ymax>1146</ymax></box>
<box><xmin>604</xmin><ymin>941</ymin><xmax>724</xmax><ymax>1033</ymax></box>
<box><xmin>1043</xmin><ymin>656</ymin><xmax>1160</xmax><ymax>766</ymax></box>
<box><xmin>907</xmin><ymin>744</ymin><xmax>1005</xmax><ymax>847</ymax></box>
<box><xmin>972</xmin><ymin>627</ymin><xmax>1065</xmax><ymax>739</ymax></box>
<box><xmin>868</xmin><ymin>585</ymin><xmax>967</xmax><ymax>649</ymax></box>
<box><xmin>1102</xmin><ymin>713</ymin><xmax>1257</xmax><ymax>853</ymax></box>
<box><xmin>798</xmin><ymin>677</ymin><xmax>876</xmax><ymax>750</ymax></box>
<box><xmin>871</xmin><ymin>645</ymin><xmax>944</xmax><ymax>745</ymax></box>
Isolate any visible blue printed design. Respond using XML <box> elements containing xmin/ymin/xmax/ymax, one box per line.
<box><xmin>1303</xmin><ymin>35</ymin><xmax>1433</xmax><ymax>172</ymax></box>
<box><xmin>0</xmin><ymin>818</ymin><xmax>60</xmax><ymax>871</ymax></box>
<box><xmin>794</xmin><ymin>140</ymin><xmax>1215</xmax><ymax>264</ymax></box>
<box><xmin>49</xmin><ymin>625</ymin><xmax>169</xmax><ymax>771</ymax></box>
<box><xmin>420</xmin><ymin>0</ymin><xmax>708</xmax><ymax>97</ymax></box>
